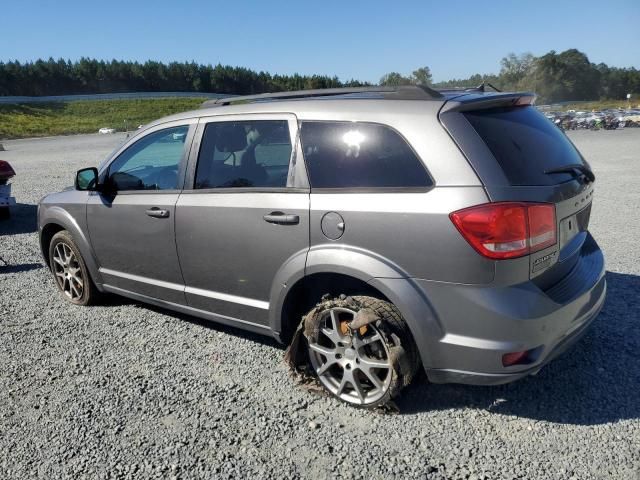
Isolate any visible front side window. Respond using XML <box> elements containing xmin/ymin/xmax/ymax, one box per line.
<box><xmin>300</xmin><ymin>121</ymin><xmax>432</xmax><ymax>189</ymax></box>
<box><xmin>195</xmin><ymin>120</ymin><xmax>292</xmax><ymax>189</ymax></box>
<box><xmin>108</xmin><ymin>126</ymin><xmax>189</xmax><ymax>191</ymax></box>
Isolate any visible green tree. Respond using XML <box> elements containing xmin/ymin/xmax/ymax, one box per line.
<box><xmin>529</xmin><ymin>49</ymin><xmax>601</xmax><ymax>103</ymax></box>
<box><xmin>499</xmin><ymin>52</ymin><xmax>535</xmax><ymax>89</ymax></box>
<box><xmin>379</xmin><ymin>72</ymin><xmax>412</xmax><ymax>86</ymax></box>
<box><xmin>410</xmin><ymin>66</ymin><xmax>433</xmax><ymax>86</ymax></box>
<box><xmin>0</xmin><ymin>54</ymin><xmax>636</xmax><ymax>102</ymax></box>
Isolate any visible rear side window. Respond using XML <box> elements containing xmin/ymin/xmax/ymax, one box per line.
<box><xmin>195</xmin><ymin>120</ymin><xmax>292</xmax><ymax>189</ymax></box>
<box><xmin>463</xmin><ymin>106</ymin><xmax>585</xmax><ymax>186</ymax></box>
<box><xmin>300</xmin><ymin>121</ymin><xmax>432</xmax><ymax>189</ymax></box>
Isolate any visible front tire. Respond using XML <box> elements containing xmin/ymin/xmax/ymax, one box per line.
<box><xmin>49</xmin><ymin>230</ymin><xmax>98</xmax><ymax>306</ymax></box>
<box><xmin>304</xmin><ymin>295</ymin><xmax>419</xmax><ymax>408</ymax></box>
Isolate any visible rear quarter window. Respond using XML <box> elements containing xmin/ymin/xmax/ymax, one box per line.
<box><xmin>300</xmin><ymin>121</ymin><xmax>432</xmax><ymax>189</ymax></box>
<box><xmin>463</xmin><ymin>106</ymin><xmax>585</xmax><ymax>186</ymax></box>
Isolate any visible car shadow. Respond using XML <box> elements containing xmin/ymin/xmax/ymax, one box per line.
<box><xmin>397</xmin><ymin>271</ymin><xmax>640</xmax><ymax>425</ymax></box>
<box><xmin>97</xmin><ymin>297</ymin><xmax>282</xmax><ymax>349</ymax></box>
<box><xmin>0</xmin><ymin>203</ymin><xmax>38</xmax><ymax>235</ymax></box>
<box><xmin>144</xmin><ymin>303</ymin><xmax>283</xmax><ymax>349</ymax></box>
<box><xmin>0</xmin><ymin>262</ymin><xmax>43</xmax><ymax>274</ymax></box>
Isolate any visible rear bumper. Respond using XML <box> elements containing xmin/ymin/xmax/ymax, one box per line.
<box><xmin>416</xmin><ymin>234</ymin><xmax>606</xmax><ymax>385</ymax></box>
<box><xmin>425</xmin><ymin>292</ymin><xmax>604</xmax><ymax>385</ymax></box>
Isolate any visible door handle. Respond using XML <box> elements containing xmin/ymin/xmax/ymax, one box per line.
<box><xmin>263</xmin><ymin>212</ymin><xmax>299</xmax><ymax>225</ymax></box>
<box><xmin>145</xmin><ymin>208</ymin><xmax>170</xmax><ymax>218</ymax></box>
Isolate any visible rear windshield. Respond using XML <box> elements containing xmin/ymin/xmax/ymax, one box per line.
<box><xmin>463</xmin><ymin>106</ymin><xmax>585</xmax><ymax>186</ymax></box>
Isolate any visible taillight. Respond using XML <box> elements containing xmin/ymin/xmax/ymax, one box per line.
<box><xmin>450</xmin><ymin>202</ymin><xmax>556</xmax><ymax>260</ymax></box>
<box><xmin>0</xmin><ymin>160</ymin><xmax>15</xmax><ymax>180</ymax></box>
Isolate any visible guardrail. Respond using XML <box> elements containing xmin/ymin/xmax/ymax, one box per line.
<box><xmin>0</xmin><ymin>92</ymin><xmax>229</xmax><ymax>104</ymax></box>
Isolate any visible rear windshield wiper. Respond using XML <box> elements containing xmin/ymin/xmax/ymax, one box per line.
<box><xmin>544</xmin><ymin>164</ymin><xmax>595</xmax><ymax>183</ymax></box>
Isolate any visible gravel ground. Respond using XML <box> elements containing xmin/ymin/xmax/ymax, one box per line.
<box><xmin>0</xmin><ymin>130</ymin><xmax>639</xmax><ymax>479</ymax></box>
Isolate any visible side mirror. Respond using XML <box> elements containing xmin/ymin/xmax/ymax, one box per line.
<box><xmin>75</xmin><ymin>167</ymin><xmax>99</xmax><ymax>191</ymax></box>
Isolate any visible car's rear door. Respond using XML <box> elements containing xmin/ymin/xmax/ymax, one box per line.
<box><xmin>175</xmin><ymin>113</ymin><xmax>309</xmax><ymax>326</ymax></box>
<box><xmin>87</xmin><ymin>119</ymin><xmax>197</xmax><ymax>304</ymax></box>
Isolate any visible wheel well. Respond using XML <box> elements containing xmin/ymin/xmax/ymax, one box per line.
<box><xmin>279</xmin><ymin>272</ymin><xmax>389</xmax><ymax>344</ymax></box>
<box><xmin>40</xmin><ymin>223</ymin><xmax>65</xmax><ymax>267</ymax></box>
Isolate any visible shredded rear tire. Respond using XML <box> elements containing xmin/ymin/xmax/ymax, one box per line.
<box><xmin>285</xmin><ymin>294</ymin><xmax>420</xmax><ymax>409</ymax></box>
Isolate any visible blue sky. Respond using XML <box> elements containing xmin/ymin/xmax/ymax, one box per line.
<box><xmin>1</xmin><ymin>0</ymin><xmax>639</xmax><ymax>83</ymax></box>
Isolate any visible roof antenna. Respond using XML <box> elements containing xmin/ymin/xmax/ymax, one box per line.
<box><xmin>475</xmin><ymin>82</ymin><xmax>502</xmax><ymax>93</ymax></box>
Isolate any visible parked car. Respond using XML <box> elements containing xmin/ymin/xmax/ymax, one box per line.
<box><xmin>38</xmin><ymin>86</ymin><xmax>606</xmax><ymax>408</ymax></box>
<box><xmin>542</xmin><ymin>108</ymin><xmax>636</xmax><ymax>130</ymax></box>
<box><xmin>0</xmin><ymin>160</ymin><xmax>16</xmax><ymax>220</ymax></box>
<box><xmin>98</xmin><ymin>127</ymin><xmax>116</xmax><ymax>134</ymax></box>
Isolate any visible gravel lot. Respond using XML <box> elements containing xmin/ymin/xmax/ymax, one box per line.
<box><xmin>1</xmin><ymin>131</ymin><xmax>639</xmax><ymax>479</ymax></box>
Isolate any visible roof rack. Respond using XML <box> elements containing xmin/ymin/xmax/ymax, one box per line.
<box><xmin>201</xmin><ymin>85</ymin><xmax>444</xmax><ymax>108</ymax></box>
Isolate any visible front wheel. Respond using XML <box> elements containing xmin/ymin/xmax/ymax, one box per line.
<box><xmin>49</xmin><ymin>230</ymin><xmax>98</xmax><ymax>306</ymax></box>
<box><xmin>304</xmin><ymin>295</ymin><xmax>419</xmax><ymax>408</ymax></box>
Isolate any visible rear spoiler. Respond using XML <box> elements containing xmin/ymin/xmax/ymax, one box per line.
<box><xmin>440</xmin><ymin>92</ymin><xmax>537</xmax><ymax>113</ymax></box>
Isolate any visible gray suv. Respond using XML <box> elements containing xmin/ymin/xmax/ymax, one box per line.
<box><xmin>38</xmin><ymin>86</ymin><xmax>606</xmax><ymax>408</ymax></box>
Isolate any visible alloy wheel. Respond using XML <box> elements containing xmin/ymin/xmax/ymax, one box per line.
<box><xmin>308</xmin><ymin>307</ymin><xmax>392</xmax><ymax>406</ymax></box>
<box><xmin>52</xmin><ymin>242</ymin><xmax>84</xmax><ymax>301</ymax></box>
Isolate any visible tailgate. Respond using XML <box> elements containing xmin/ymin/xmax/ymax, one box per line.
<box><xmin>439</xmin><ymin>96</ymin><xmax>597</xmax><ymax>281</ymax></box>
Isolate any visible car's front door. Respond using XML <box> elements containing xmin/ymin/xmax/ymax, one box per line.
<box><xmin>87</xmin><ymin>120</ymin><xmax>196</xmax><ymax>304</ymax></box>
<box><xmin>175</xmin><ymin>114</ymin><xmax>309</xmax><ymax>326</ymax></box>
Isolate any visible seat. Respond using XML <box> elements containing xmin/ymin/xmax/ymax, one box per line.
<box><xmin>237</xmin><ymin>147</ymin><xmax>268</xmax><ymax>186</ymax></box>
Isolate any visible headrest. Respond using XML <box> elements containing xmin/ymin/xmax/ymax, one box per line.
<box><xmin>216</xmin><ymin>124</ymin><xmax>247</xmax><ymax>152</ymax></box>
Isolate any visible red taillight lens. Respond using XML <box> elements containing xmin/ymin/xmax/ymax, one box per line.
<box><xmin>0</xmin><ymin>160</ymin><xmax>15</xmax><ymax>180</ymax></box>
<box><xmin>450</xmin><ymin>202</ymin><xmax>556</xmax><ymax>260</ymax></box>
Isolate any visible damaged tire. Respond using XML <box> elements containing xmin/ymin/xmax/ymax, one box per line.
<box><xmin>301</xmin><ymin>295</ymin><xmax>419</xmax><ymax>408</ymax></box>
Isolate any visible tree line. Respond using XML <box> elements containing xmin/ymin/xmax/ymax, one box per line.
<box><xmin>1</xmin><ymin>49</ymin><xmax>638</xmax><ymax>104</ymax></box>
<box><xmin>382</xmin><ymin>50</ymin><xmax>639</xmax><ymax>104</ymax></box>
<box><xmin>0</xmin><ymin>58</ymin><xmax>367</xmax><ymax>97</ymax></box>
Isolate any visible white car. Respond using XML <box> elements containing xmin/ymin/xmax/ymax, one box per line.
<box><xmin>98</xmin><ymin>127</ymin><xmax>116</xmax><ymax>134</ymax></box>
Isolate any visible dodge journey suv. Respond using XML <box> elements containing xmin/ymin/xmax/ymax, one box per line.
<box><xmin>38</xmin><ymin>86</ymin><xmax>606</xmax><ymax>408</ymax></box>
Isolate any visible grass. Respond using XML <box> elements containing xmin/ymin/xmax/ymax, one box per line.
<box><xmin>2</xmin><ymin>96</ymin><xmax>638</xmax><ymax>139</ymax></box>
<box><xmin>0</xmin><ymin>98</ymin><xmax>203</xmax><ymax>139</ymax></box>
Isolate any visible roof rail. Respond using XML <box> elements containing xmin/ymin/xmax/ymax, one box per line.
<box><xmin>200</xmin><ymin>85</ymin><xmax>444</xmax><ymax>108</ymax></box>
